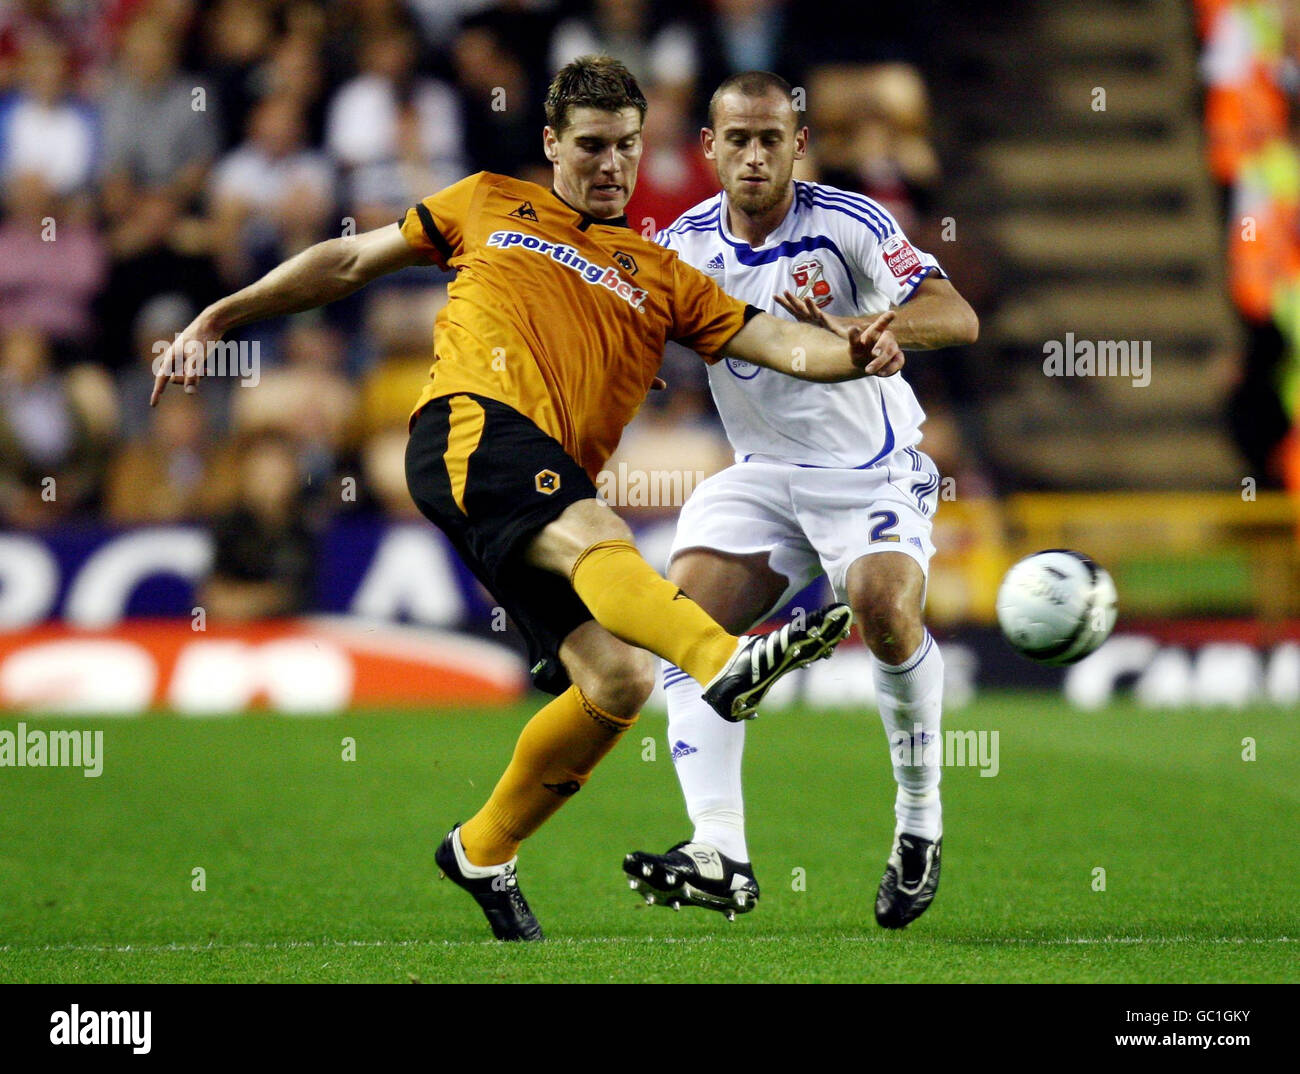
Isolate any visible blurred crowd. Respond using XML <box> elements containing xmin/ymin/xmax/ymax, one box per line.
<box><xmin>0</xmin><ymin>0</ymin><xmax>947</xmax><ymax>614</ymax></box>
<box><xmin>1200</xmin><ymin>0</ymin><xmax>1300</xmax><ymax>491</ymax></box>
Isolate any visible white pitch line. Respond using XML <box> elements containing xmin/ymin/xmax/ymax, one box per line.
<box><xmin>0</xmin><ymin>935</ymin><xmax>1292</xmax><ymax>955</ymax></box>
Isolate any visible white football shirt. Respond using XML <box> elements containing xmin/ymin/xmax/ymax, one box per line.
<box><xmin>657</xmin><ymin>180</ymin><xmax>943</xmax><ymax>468</ymax></box>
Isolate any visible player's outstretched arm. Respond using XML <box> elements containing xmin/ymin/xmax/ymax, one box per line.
<box><xmin>151</xmin><ymin>223</ymin><xmax>422</xmax><ymax>405</ymax></box>
<box><xmin>775</xmin><ymin>276</ymin><xmax>978</xmax><ymax>351</ymax></box>
<box><xmin>722</xmin><ymin>310</ymin><xmax>903</xmax><ymax>383</ymax></box>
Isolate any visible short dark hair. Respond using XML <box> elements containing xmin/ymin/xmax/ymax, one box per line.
<box><xmin>545</xmin><ymin>55</ymin><xmax>647</xmax><ymax>135</ymax></box>
<box><xmin>707</xmin><ymin>71</ymin><xmax>796</xmax><ymax>128</ymax></box>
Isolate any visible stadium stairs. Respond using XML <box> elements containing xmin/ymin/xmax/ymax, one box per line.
<box><xmin>927</xmin><ymin>0</ymin><xmax>1244</xmax><ymax>490</ymax></box>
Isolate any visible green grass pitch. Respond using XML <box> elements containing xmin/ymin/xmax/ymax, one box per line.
<box><xmin>0</xmin><ymin>692</ymin><xmax>1294</xmax><ymax>983</ymax></box>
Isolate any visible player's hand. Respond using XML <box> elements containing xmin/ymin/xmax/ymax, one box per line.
<box><xmin>774</xmin><ymin>290</ymin><xmax>851</xmax><ymax>337</ymax></box>
<box><xmin>849</xmin><ymin>310</ymin><xmax>904</xmax><ymax>376</ymax></box>
<box><xmin>149</xmin><ymin>310</ymin><xmax>224</xmax><ymax>406</ymax></box>
<box><xmin>650</xmin><ymin>376</ymin><xmax>667</xmax><ymax>390</ymax></box>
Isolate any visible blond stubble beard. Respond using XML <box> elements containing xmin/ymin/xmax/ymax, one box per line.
<box><xmin>727</xmin><ymin>166</ymin><xmax>794</xmax><ymax>219</ymax></box>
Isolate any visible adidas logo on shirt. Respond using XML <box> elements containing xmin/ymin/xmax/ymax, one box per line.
<box><xmin>704</xmin><ymin>252</ymin><xmax>725</xmax><ymax>274</ymax></box>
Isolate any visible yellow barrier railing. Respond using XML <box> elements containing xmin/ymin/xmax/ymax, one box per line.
<box><xmin>927</xmin><ymin>493</ymin><xmax>1300</xmax><ymax>625</ymax></box>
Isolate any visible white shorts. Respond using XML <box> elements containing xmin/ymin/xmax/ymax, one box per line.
<box><xmin>668</xmin><ymin>446</ymin><xmax>939</xmax><ymax>612</ymax></box>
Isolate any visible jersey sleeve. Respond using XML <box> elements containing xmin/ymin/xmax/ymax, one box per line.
<box><xmin>851</xmin><ymin>204</ymin><xmax>945</xmax><ymax>306</ymax></box>
<box><xmin>399</xmin><ymin>172</ymin><xmax>483</xmax><ymax>269</ymax></box>
<box><xmin>666</xmin><ymin>253</ymin><xmax>755</xmax><ymax>362</ymax></box>
<box><xmin>652</xmin><ymin>225</ymin><xmax>677</xmax><ymax>250</ymax></box>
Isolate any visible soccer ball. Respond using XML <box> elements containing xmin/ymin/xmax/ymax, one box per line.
<box><xmin>995</xmin><ymin>550</ymin><xmax>1118</xmax><ymax>665</ymax></box>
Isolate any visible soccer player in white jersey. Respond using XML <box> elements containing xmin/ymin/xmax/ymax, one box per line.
<box><xmin>623</xmin><ymin>71</ymin><xmax>979</xmax><ymax>927</ymax></box>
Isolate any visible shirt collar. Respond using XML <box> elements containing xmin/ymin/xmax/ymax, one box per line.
<box><xmin>550</xmin><ymin>187</ymin><xmax>630</xmax><ymax>231</ymax></box>
<box><xmin>719</xmin><ymin>185</ymin><xmax>799</xmax><ymax>251</ymax></box>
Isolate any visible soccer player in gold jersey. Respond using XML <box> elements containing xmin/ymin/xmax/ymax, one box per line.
<box><xmin>151</xmin><ymin>57</ymin><xmax>902</xmax><ymax>940</ymax></box>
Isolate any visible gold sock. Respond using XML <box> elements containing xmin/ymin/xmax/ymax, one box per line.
<box><xmin>459</xmin><ymin>686</ymin><xmax>637</xmax><ymax>866</ymax></box>
<box><xmin>569</xmin><ymin>539</ymin><xmax>738</xmax><ymax>685</ymax></box>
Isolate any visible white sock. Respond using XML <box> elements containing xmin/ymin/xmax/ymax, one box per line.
<box><xmin>663</xmin><ymin>660</ymin><xmax>750</xmax><ymax>862</ymax></box>
<box><xmin>873</xmin><ymin>631</ymin><xmax>944</xmax><ymax>841</ymax></box>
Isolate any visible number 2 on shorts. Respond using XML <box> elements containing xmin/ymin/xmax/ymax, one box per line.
<box><xmin>868</xmin><ymin>510</ymin><xmax>900</xmax><ymax>543</ymax></box>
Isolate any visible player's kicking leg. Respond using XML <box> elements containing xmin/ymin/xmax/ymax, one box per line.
<box><xmin>528</xmin><ymin>498</ymin><xmax>852</xmax><ymax>722</ymax></box>
<box><xmin>624</xmin><ymin>548</ymin><xmax>793</xmax><ymax>919</ymax></box>
<box><xmin>846</xmin><ymin>551</ymin><xmax>944</xmax><ymax>928</ymax></box>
